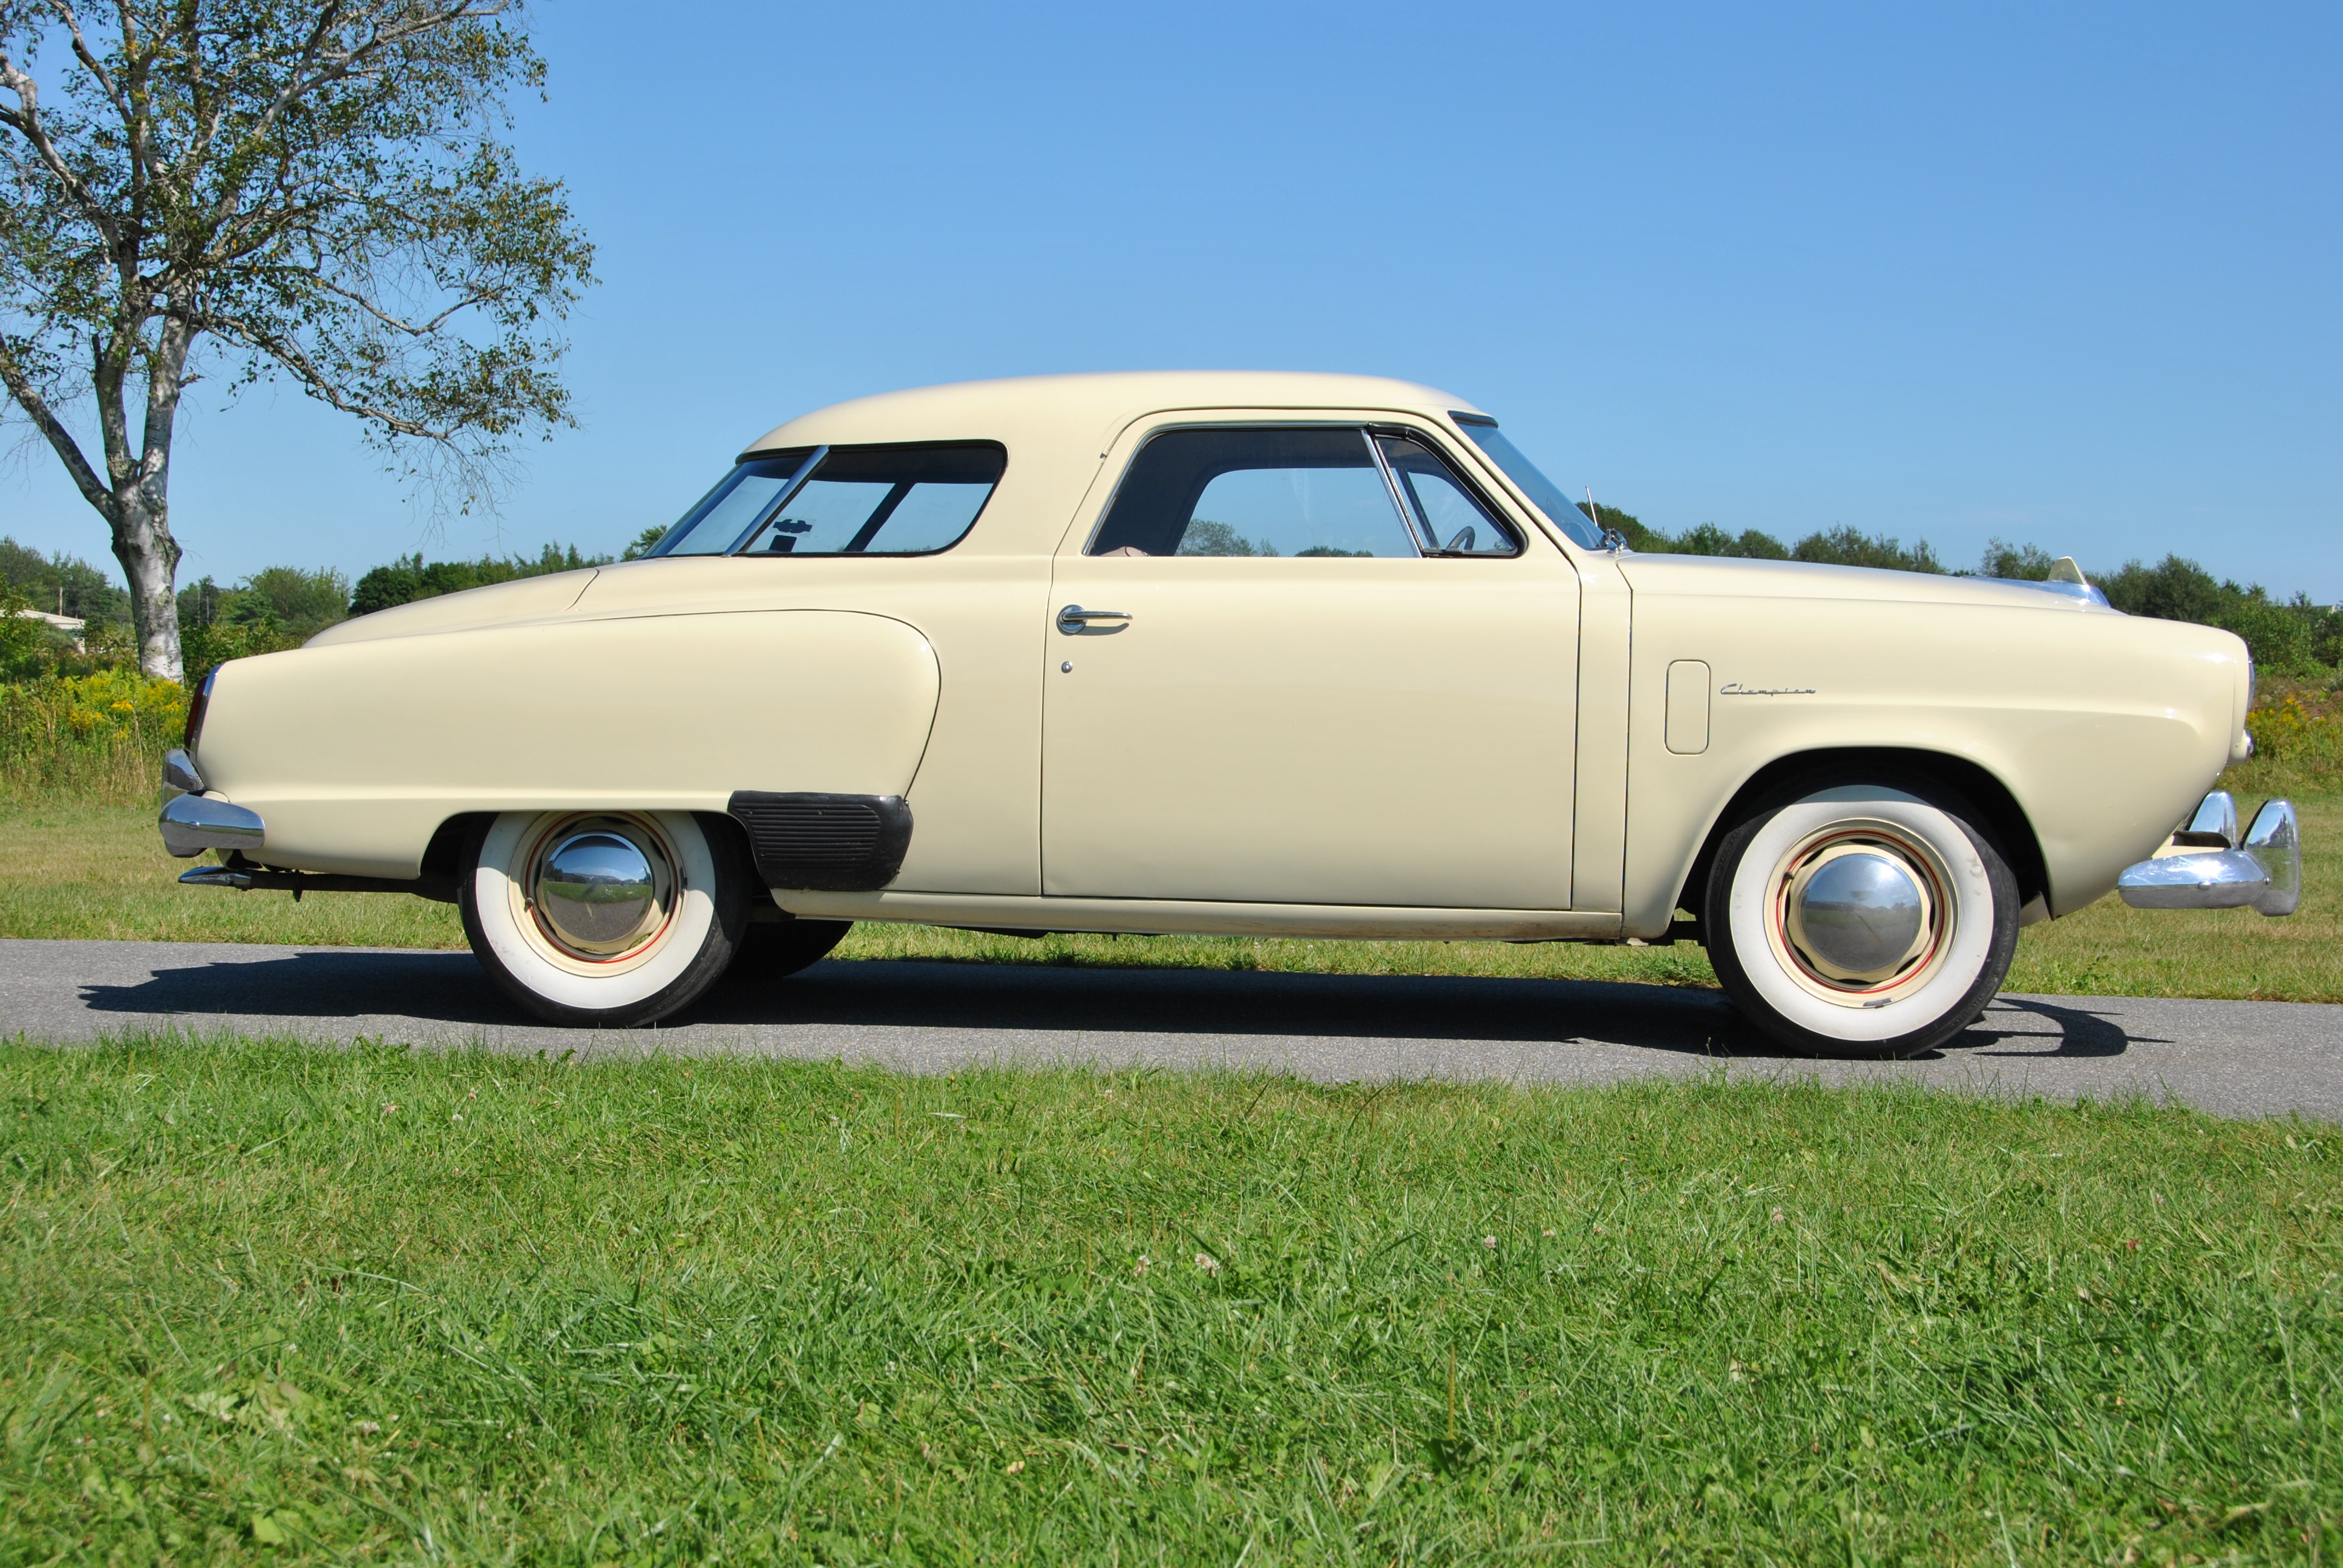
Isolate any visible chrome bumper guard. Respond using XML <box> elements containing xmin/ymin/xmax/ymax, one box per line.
<box><xmin>157</xmin><ymin>748</ymin><xmax>266</xmax><ymax>858</ymax></box>
<box><xmin>2117</xmin><ymin>790</ymin><xmax>2300</xmax><ymax>916</ymax></box>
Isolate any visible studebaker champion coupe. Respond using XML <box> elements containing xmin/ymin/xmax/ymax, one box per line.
<box><xmin>157</xmin><ymin>372</ymin><xmax>2301</xmax><ymax>1054</ymax></box>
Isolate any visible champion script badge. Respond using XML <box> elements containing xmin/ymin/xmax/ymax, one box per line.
<box><xmin>1717</xmin><ymin>682</ymin><xmax>1818</xmax><ymax>697</ymax></box>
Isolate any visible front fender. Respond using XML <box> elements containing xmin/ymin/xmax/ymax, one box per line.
<box><xmin>1619</xmin><ymin>592</ymin><xmax>2242</xmax><ymax>936</ymax></box>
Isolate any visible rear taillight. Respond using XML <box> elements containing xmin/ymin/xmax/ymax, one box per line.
<box><xmin>185</xmin><ymin>668</ymin><xmax>216</xmax><ymax>751</ymax></box>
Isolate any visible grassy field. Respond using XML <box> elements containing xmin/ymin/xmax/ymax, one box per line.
<box><xmin>1</xmin><ymin>1040</ymin><xmax>2336</xmax><ymax>1564</ymax></box>
<box><xmin>5</xmin><ymin>767</ymin><xmax>2336</xmax><ymax>1002</ymax></box>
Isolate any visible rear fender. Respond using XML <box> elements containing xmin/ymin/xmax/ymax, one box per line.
<box><xmin>196</xmin><ymin>609</ymin><xmax>941</xmax><ymax>878</ymax></box>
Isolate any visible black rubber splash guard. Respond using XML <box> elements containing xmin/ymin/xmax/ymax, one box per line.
<box><xmin>726</xmin><ymin>791</ymin><xmax>913</xmax><ymax>892</ymax></box>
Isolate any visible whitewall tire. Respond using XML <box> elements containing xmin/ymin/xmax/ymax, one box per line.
<box><xmin>459</xmin><ymin>809</ymin><xmax>749</xmax><ymax>1027</ymax></box>
<box><xmin>1703</xmin><ymin>784</ymin><xmax>2019</xmax><ymax>1058</ymax></box>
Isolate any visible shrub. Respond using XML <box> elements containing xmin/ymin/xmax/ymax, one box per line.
<box><xmin>1979</xmin><ymin>539</ymin><xmax>2058</xmax><ymax>580</ymax></box>
<box><xmin>2246</xmin><ymin>686</ymin><xmax>2343</xmax><ymax>768</ymax></box>
<box><xmin>350</xmin><ymin>543</ymin><xmax>608</xmax><ymax>616</ymax></box>
<box><xmin>1663</xmin><ymin>522</ymin><xmax>1791</xmax><ymax>559</ymax></box>
<box><xmin>1789</xmin><ymin>526</ymin><xmax>1944</xmax><ymax>574</ymax></box>
<box><xmin>2100</xmin><ymin>555</ymin><xmax>2343</xmax><ymax>677</ymax></box>
<box><xmin>0</xmin><ymin>671</ymin><xmax>190</xmax><ymax>802</ymax></box>
<box><xmin>1607</xmin><ymin>512</ymin><xmax>1934</xmax><ymax>571</ymax></box>
<box><xmin>181</xmin><ymin>619</ymin><xmax>306</xmax><ymax>689</ymax></box>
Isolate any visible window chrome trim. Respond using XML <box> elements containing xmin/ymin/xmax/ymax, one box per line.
<box><xmin>1362</xmin><ymin>429</ymin><xmax>1430</xmax><ymax>558</ymax></box>
<box><xmin>723</xmin><ymin>445</ymin><xmax>829</xmax><ymax>557</ymax></box>
<box><xmin>1368</xmin><ymin>425</ymin><xmax>1524</xmax><ymax>558</ymax></box>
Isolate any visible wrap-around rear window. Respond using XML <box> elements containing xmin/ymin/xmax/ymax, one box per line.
<box><xmin>649</xmin><ymin>442</ymin><xmax>1006</xmax><ymax>558</ymax></box>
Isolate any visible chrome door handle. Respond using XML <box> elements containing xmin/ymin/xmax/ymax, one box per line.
<box><xmin>1057</xmin><ymin>604</ymin><xmax>1132</xmax><ymax>634</ymax></box>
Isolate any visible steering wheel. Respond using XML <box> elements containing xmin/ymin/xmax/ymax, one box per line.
<box><xmin>1443</xmin><ymin>526</ymin><xmax>1476</xmax><ymax>552</ymax></box>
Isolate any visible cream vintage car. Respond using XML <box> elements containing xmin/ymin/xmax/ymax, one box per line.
<box><xmin>157</xmin><ymin>372</ymin><xmax>2301</xmax><ymax>1054</ymax></box>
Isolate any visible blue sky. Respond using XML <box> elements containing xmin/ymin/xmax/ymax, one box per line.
<box><xmin>6</xmin><ymin>2</ymin><xmax>2339</xmax><ymax>598</ymax></box>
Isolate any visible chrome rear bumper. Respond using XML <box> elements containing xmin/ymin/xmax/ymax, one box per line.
<box><xmin>157</xmin><ymin>748</ymin><xmax>266</xmax><ymax>858</ymax></box>
<box><xmin>2117</xmin><ymin>791</ymin><xmax>2299</xmax><ymax>916</ymax></box>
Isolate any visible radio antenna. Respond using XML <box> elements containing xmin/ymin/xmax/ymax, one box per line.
<box><xmin>1587</xmin><ymin>486</ymin><xmax>1624</xmax><ymax>552</ymax></box>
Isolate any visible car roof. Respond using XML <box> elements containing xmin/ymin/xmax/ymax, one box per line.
<box><xmin>742</xmin><ymin>371</ymin><xmax>1486</xmax><ymax>456</ymax></box>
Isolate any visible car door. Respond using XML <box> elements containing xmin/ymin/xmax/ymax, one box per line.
<box><xmin>1040</xmin><ymin>419</ymin><xmax>1582</xmax><ymax>909</ymax></box>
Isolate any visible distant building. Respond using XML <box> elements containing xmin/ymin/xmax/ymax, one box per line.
<box><xmin>11</xmin><ymin>608</ymin><xmax>85</xmax><ymax>647</ymax></box>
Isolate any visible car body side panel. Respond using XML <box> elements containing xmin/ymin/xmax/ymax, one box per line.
<box><xmin>1617</xmin><ymin>558</ymin><xmax>2246</xmax><ymax>936</ymax></box>
<box><xmin>197</xmin><ymin>609</ymin><xmax>940</xmax><ymax>878</ymax></box>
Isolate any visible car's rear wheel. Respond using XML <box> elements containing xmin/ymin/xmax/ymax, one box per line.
<box><xmin>1702</xmin><ymin>782</ymin><xmax>2018</xmax><ymax>1058</ymax></box>
<box><xmin>459</xmin><ymin>809</ymin><xmax>747</xmax><ymax>1027</ymax></box>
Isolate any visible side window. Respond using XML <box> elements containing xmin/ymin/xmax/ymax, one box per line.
<box><xmin>1374</xmin><ymin>434</ymin><xmax>1521</xmax><ymax>557</ymax></box>
<box><xmin>651</xmin><ymin>442</ymin><xmax>1006</xmax><ymax>558</ymax></box>
<box><xmin>1089</xmin><ymin>428</ymin><xmax>1419</xmax><ymax>558</ymax></box>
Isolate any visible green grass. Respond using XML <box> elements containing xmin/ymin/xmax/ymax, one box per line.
<box><xmin>0</xmin><ymin>797</ymin><xmax>464</xmax><ymax>949</ymax></box>
<box><xmin>1</xmin><ymin>1040</ymin><xmax>2336</xmax><ymax>1563</ymax></box>
<box><xmin>6</xmin><ymin>771</ymin><xmax>2339</xmax><ymax>1003</ymax></box>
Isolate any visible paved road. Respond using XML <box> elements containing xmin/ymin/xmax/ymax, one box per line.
<box><xmin>0</xmin><ymin>938</ymin><xmax>2336</xmax><ymax>1121</ymax></box>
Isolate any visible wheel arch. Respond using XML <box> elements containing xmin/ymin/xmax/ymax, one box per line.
<box><xmin>1670</xmin><ymin>747</ymin><xmax>2048</xmax><ymax>932</ymax></box>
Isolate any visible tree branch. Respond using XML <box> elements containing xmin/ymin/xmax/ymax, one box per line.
<box><xmin>0</xmin><ymin>50</ymin><xmax>126</xmax><ymax>256</ymax></box>
<box><xmin>189</xmin><ymin>307</ymin><xmax>460</xmax><ymax>440</ymax></box>
<box><xmin>53</xmin><ymin>0</ymin><xmax>159</xmax><ymax>191</ymax></box>
<box><xmin>0</xmin><ymin>335</ymin><xmax>116</xmax><ymax>521</ymax></box>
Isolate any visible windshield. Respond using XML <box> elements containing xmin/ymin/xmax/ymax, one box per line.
<box><xmin>1450</xmin><ymin>416</ymin><xmax>1604</xmax><ymax>549</ymax></box>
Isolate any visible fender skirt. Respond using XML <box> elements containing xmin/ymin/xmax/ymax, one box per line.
<box><xmin>727</xmin><ymin>791</ymin><xmax>914</xmax><ymax>892</ymax></box>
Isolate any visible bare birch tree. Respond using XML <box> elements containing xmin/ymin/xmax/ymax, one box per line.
<box><xmin>0</xmin><ymin>0</ymin><xmax>592</xmax><ymax>678</ymax></box>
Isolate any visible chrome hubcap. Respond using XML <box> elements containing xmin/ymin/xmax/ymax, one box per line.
<box><xmin>531</xmin><ymin>822</ymin><xmax>672</xmax><ymax>959</ymax></box>
<box><xmin>1775</xmin><ymin>832</ymin><xmax>1944</xmax><ymax>994</ymax></box>
<box><xmin>1792</xmin><ymin>852</ymin><xmax>1924</xmax><ymax>975</ymax></box>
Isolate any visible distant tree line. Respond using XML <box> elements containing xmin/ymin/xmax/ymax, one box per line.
<box><xmin>1583</xmin><ymin>505</ymin><xmax>2343</xmax><ymax>675</ymax></box>
<box><xmin>0</xmin><ymin>537</ymin><xmax>617</xmax><ymax>684</ymax></box>
<box><xmin>2</xmin><ymin>512</ymin><xmax>2336</xmax><ymax>684</ymax></box>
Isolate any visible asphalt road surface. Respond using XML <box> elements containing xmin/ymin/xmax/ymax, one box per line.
<box><xmin>1</xmin><ymin>938</ymin><xmax>2337</xmax><ymax>1122</ymax></box>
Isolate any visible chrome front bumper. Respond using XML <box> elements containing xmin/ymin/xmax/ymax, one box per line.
<box><xmin>2117</xmin><ymin>791</ymin><xmax>2300</xmax><ymax>916</ymax></box>
<box><xmin>157</xmin><ymin>747</ymin><xmax>266</xmax><ymax>858</ymax></box>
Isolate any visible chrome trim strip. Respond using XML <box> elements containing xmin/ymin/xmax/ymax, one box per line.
<box><xmin>1363</xmin><ymin>428</ymin><xmax>1431</xmax><ymax>555</ymax></box>
<box><xmin>724</xmin><ymin>445</ymin><xmax>829</xmax><ymax>555</ymax></box>
<box><xmin>158</xmin><ymin>794</ymin><xmax>265</xmax><ymax>858</ymax></box>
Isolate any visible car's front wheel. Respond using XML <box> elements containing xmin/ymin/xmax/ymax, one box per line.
<box><xmin>1702</xmin><ymin>782</ymin><xmax>2019</xmax><ymax>1058</ymax></box>
<box><xmin>459</xmin><ymin>809</ymin><xmax>747</xmax><ymax>1027</ymax></box>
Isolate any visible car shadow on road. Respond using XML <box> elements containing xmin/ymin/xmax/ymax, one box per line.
<box><xmin>75</xmin><ymin>948</ymin><xmax>2145</xmax><ymax>1062</ymax></box>
<box><xmin>1957</xmin><ymin>995</ymin><xmax>2149</xmax><ymax>1058</ymax></box>
<box><xmin>78</xmin><ymin>948</ymin><xmax>513</xmax><ymax>1027</ymax></box>
<box><xmin>707</xmin><ymin>959</ymin><xmax>1763</xmax><ymax>1056</ymax></box>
